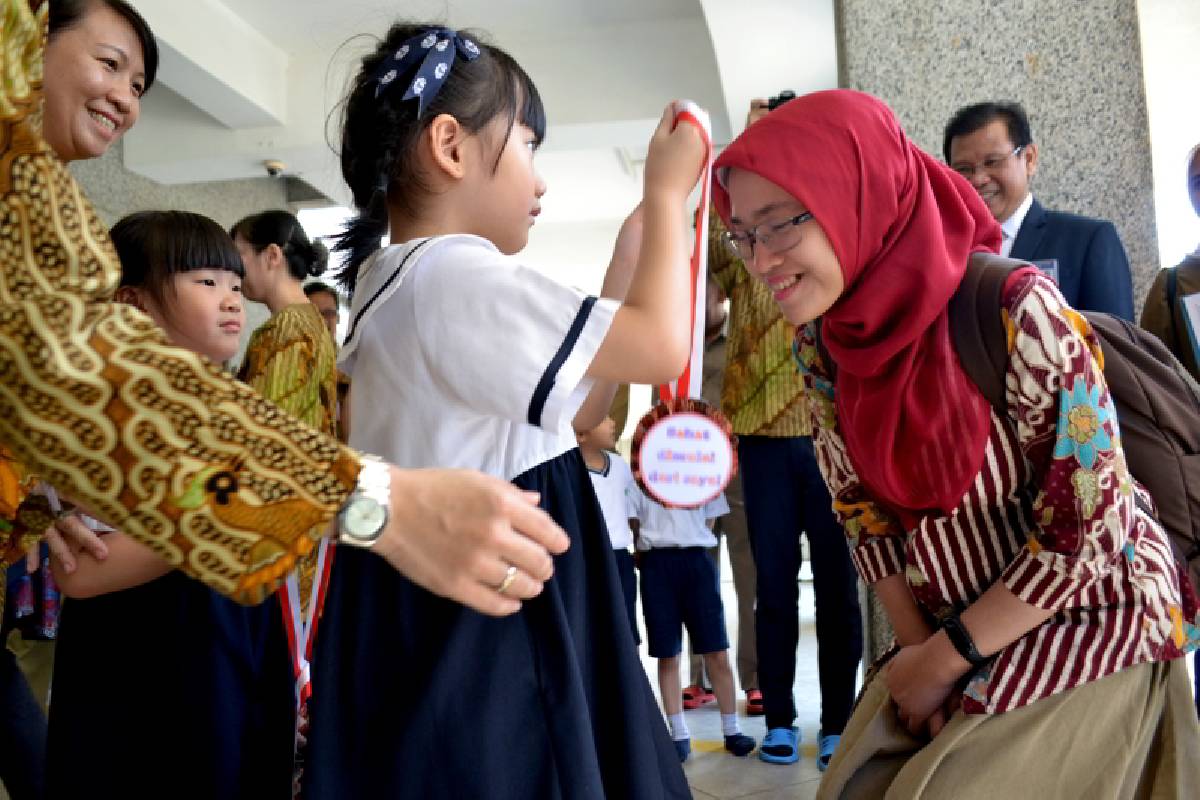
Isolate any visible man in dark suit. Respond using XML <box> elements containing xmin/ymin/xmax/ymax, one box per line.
<box><xmin>944</xmin><ymin>102</ymin><xmax>1135</xmax><ymax>320</ymax></box>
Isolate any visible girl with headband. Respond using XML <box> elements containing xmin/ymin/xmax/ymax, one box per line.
<box><xmin>303</xmin><ymin>22</ymin><xmax>706</xmax><ymax>797</ymax></box>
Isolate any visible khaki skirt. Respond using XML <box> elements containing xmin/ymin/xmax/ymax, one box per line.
<box><xmin>818</xmin><ymin>658</ymin><xmax>1200</xmax><ymax>800</ymax></box>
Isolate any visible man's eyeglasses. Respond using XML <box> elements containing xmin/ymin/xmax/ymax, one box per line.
<box><xmin>722</xmin><ymin>212</ymin><xmax>814</xmax><ymax>260</ymax></box>
<box><xmin>950</xmin><ymin>146</ymin><xmax>1025</xmax><ymax>180</ymax></box>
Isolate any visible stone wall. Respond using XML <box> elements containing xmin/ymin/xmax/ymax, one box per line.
<box><xmin>837</xmin><ymin>0</ymin><xmax>1158</xmax><ymax>306</ymax></box>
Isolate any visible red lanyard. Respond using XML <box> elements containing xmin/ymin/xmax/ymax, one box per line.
<box><xmin>278</xmin><ymin>537</ymin><xmax>335</xmax><ymax>711</ymax></box>
<box><xmin>658</xmin><ymin>102</ymin><xmax>714</xmax><ymax>404</ymax></box>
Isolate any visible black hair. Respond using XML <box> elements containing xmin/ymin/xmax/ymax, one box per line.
<box><xmin>303</xmin><ymin>281</ymin><xmax>340</xmax><ymax>304</ymax></box>
<box><xmin>111</xmin><ymin>211</ymin><xmax>244</xmax><ymax>310</ymax></box>
<box><xmin>230</xmin><ymin>210</ymin><xmax>328</xmax><ymax>281</ymax></box>
<box><xmin>49</xmin><ymin>0</ymin><xmax>159</xmax><ymax>93</ymax></box>
<box><xmin>332</xmin><ymin>22</ymin><xmax>546</xmax><ymax>293</ymax></box>
<box><xmin>942</xmin><ymin>102</ymin><xmax>1033</xmax><ymax>163</ymax></box>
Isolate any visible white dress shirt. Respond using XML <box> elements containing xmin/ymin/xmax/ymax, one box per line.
<box><xmin>999</xmin><ymin>192</ymin><xmax>1034</xmax><ymax>257</ymax></box>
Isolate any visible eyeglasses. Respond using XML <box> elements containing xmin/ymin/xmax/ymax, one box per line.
<box><xmin>950</xmin><ymin>146</ymin><xmax>1025</xmax><ymax>179</ymax></box>
<box><xmin>722</xmin><ymin>212</ymin><xmax>814</xmax><ymax>260</ymax></box>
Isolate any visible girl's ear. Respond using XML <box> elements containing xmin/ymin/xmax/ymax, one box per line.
<box><xmin>425</xmin><ymin>113</ymin><xmax>468</xmax><ymax>181</ymax></box>
<box><xmin>115</xmin><ymin>285</ymin><xmax>146</xmax><ymax>310</ymax></box>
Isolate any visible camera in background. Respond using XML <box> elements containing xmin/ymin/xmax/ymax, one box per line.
<box><xmin>767</xmin><ymin>90</ymin><xmax>797</xmax><ymax>111</ymax></box>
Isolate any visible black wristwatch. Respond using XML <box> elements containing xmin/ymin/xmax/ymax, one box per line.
<box><xmin>940</xmin><ymin>613</ymin><xmax>988</xmax><ymax>668</ymax></box>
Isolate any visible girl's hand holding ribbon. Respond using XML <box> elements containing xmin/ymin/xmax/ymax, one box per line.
<box><xmin>644</xmin><ymin>101</ymin><xmax>709</xmax><ymax>202</ymax></box>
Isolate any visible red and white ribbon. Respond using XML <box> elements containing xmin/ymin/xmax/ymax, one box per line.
<box><xmin>658</xmin><ymin>100</ymin><xmax>714</xmax><ymax>404</ymax></box>
<box><xmin>278</xmin><ymin>537</ymin><xmax>335</xmax><ymax>712</ymax></box>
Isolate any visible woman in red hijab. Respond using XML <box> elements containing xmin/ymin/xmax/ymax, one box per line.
<box><xmin>713</xmin><ymin>90</ymin><xmax>1199</xmax><ymax>797</ymax></box>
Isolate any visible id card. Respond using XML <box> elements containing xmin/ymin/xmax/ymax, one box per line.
<box><xmin>1031</xmin><ymin>259</ymin><xmax>1059</xmax><ymax>285</ymax></box>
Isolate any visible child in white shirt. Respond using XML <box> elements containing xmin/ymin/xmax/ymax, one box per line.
<box><xmin>578</xmin><ymin>416</ymin><xmax>639</xmax><ymax>642</ymax></box>
<box><xmin>629</xmin><ymin>487</ymin><xmax>756</xmax><ymax>762</ymax></box>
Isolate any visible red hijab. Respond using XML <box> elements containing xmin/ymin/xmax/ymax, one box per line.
<box><xmin>712</xmin><ymin>90</ymin><xmax>1002</xmax><ymax>524</ymax></box>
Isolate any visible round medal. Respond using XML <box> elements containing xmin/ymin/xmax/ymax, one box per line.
<box><xmin>630</xmin><ymin>396</ymin><xmax>737</xmax><ymax>509</ymax></box>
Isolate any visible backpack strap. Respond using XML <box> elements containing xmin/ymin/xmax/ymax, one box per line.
<box><xmin>1165</xmin><ymin>265</ymin><xmax>1180</xmax><ymax>350</ymax></box>
<box><xmin>947</xmin><ymin>253</ymin><xmax>1027</xmax><ymax>418</ymax></box>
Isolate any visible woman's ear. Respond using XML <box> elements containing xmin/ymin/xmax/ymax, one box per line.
<box><xmin>424</xmin><ymin>113</ymin><xmax>468</xmax><ymax>181</ymax></box>
<box><xmin>114</xmin><ymin>286</ymin><xmax>145</xmax><ymax>310</ymax></box>
<box><xmin>264</xmin><ymin>242</ymin><xmax>285</xmax><ymax>271</ymax></box>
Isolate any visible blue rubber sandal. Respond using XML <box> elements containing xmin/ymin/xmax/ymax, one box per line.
<box><xmin>758</xmin><ymin>726</ymin><xmax>800</xmax><ymax>764</ymax></box>
<box><xmin>817</xmin><ymin>732</ymin><xmax>840</xmax><ymax>772</ymax></box>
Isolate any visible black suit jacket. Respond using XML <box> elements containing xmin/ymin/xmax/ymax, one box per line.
<box><xmin>1009</xmin><ymin>198</ymin><xmax>1135</xmax><ymax>320</ymax></box>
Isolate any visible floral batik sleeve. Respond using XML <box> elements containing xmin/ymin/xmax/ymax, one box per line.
<box><xmin>707</xmin><ymin>208</ymin><xmax>746</xmax><ymax>300</ymax></box>
<box><xmin>793</xmin><ymin>326</ymin><xmax>907</xmax><ymax>584</ymax></box>
<box><xmin>0</xmin><ymin>0</ymin><xmax>360</xmax><ymax>605</ymax></box>
<box><xmin>998</xmin><ymin>272</ymin><xmax>1186</xmax><ymax>623</ymax></box>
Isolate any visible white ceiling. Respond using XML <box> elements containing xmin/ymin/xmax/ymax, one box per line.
<box><xmin>230</xmin><ymin>0</ymin><xmax>707</xmax><ymax>53</ymax></box>
<box><xmin>122</xmin><ymin>0</ymin><xmax>837</xmax><ymax>283</ymax></box>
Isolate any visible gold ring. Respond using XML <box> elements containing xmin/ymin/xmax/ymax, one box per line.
<box><xmin>496</xmin><ymin>565</ymin><xmax>518</xmax><ymax>595</ymax></box>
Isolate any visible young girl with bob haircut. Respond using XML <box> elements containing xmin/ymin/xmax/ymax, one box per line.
<box><xmin>46</xmin><ymin>211</ymin><xmax>295</xmax><ymax>799</ymax></box>
<box><xmin>304</xmin><ymin>21</ymin><xmax>705</xmax><ymax>798</ymax></box>
<box><xmin>713</xmin><ymin>90</ymin><xmax>1200</xmax><ymax>797</ymax></box>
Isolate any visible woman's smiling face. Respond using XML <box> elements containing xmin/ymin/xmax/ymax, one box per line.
<box><xmin>724</xmin><ymin>167</ymin><xmax>845</xmax><ymax>326</ymax></box>
<box><xmin>43</xmin><ymin>2</ymin><xmax>146</xmax><ymax>162</ymax></box>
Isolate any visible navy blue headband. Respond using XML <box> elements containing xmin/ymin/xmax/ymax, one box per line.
<box><xmin>373</xmin><ymin>27</ymin><xmax>483</xmax><ymax>117</ymax></box>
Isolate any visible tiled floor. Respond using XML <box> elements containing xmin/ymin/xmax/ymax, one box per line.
<box><xmin>637</xmin><ymin>545</ymin><xmax>858</xmax><ymax>800</ymax></box>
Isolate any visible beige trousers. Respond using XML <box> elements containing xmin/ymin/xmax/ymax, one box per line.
<box><xmin>818</xmin><ymin>658</ymin><xmax>1200</xmax><ymax>800</ymax></box>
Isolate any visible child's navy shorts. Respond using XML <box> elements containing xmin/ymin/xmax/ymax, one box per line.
<box><xmin>638</xmin><ymin>546</ymin><xmax>728</xmax><ymax>659</ymax></box>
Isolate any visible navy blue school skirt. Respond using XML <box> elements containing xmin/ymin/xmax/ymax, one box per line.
<box><xmin>304</xmin><ymin>449</ymin><xmax>689</xmax><ymax>799</ymax></box>
<box><xmin>47</xmin><ymin>571</ymin><xmax>295</xmax><ymax>798</ymax></box>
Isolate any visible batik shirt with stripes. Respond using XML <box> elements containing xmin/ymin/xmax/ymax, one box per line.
<box><xmin>795</xmin><ymin>271</ymin><xmax>1197</xmax><ymax>714</ymax></box>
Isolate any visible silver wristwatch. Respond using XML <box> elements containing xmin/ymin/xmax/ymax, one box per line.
<box><xmin>337</xmin><ymin>455</ymin><xmax>391</xmax><ymax>548</ymax></box>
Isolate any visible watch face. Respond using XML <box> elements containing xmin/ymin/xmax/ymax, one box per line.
<box><xmin>343</xmin><ymin>497</ymin><xmax>387</xmax><ymax>539</ymax></box>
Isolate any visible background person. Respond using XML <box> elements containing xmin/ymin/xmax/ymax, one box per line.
<box><xmin>944</xmin><ymin>101</ymin><xmax>1135</xmax><ymax>319</ymax></box>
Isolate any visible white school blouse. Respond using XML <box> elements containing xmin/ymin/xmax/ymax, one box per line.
<box><xmin>340</xmin><ymin>235</ymin><xmax>617</xmax><ymax>479</ymax></box>
<box><xmin>587</xmin><ymin>451</ymin><xmax>637</xmax><ymax>551</ymax></box>
<box><xmin>628</xmin><ymin>488</ymin><xmax>729</xmax><ymax>551</ymax></box>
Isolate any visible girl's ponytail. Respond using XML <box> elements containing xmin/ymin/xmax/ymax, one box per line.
<box><xmin>332</xmin><ymin>183</ymin><xmax>388</xmax><ymax>294</ymax></box>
